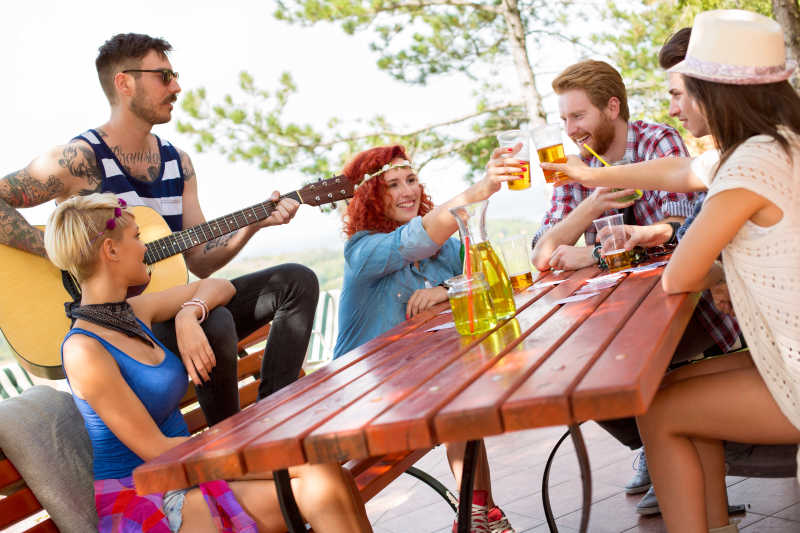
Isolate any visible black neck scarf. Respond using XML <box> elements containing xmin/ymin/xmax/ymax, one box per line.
<box><xmin>66</xmin><ymin>301</ymin><xmax>154</xmax><ymax>348</ymax></box>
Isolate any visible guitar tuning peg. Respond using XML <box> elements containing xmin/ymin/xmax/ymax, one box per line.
<box><xmin>330</xmin><ymin>202</ymin><xmax>337</xmax><ymax>210</ymax></box>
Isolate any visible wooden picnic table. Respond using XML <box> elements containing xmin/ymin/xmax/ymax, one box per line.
<box><xmin>133</xmin><ymin>260</ymin><xmax>699</xmax><ymax>533</ymax></box>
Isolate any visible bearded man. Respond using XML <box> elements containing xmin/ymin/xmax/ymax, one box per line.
<box><xmin>531</xmin><ymin>60</ymin><xmax>699</xmax><ymax>271</ymax></box>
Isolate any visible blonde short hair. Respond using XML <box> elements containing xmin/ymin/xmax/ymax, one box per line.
<box><xmin>44</xmin><ymin>193</ymin><xmax>133</xmax><ymax>282</ymax></box>
<box><xmin>552</xmin><ymin>60</ymin><xmax>630</xmax><ymax>122</ymax></box>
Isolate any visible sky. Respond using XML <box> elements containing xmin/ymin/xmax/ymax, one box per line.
<box><xmin>0</xmin><ymin>0</ymin><xmax>571</xmax><ymax>257</ymax></box>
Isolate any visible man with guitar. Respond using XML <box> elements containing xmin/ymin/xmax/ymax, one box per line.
<box><xmin>0</xmin><ymin>33</ymin><xmax>320</xmax><ymax>425</ymax></box>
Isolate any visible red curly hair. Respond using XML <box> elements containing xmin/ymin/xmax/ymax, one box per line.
<box><xmin>342</xmin><ymin>145</ymin><xmax>434</xmax><ymax>238</ymax></box>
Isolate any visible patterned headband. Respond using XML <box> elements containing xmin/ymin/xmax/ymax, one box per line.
<box><xmin>91</xmin><ymin>198</ymin><xmax>128</xmax><ymax>243</ymax></box>
<box><xmin>360</xmin><ymin>160</ymin><xmax>414</xmax><ymax>186</ymax></box>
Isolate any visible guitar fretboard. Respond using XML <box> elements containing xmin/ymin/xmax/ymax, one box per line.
<box><xmin>144</xmin><ymin>191</ymin><xmax>301</xmax><ymax>265</ymax></box>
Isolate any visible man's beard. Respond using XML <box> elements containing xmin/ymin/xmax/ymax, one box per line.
<box><xmin>579</xmin><ymin>115</ymin><xmax>616</xmax><ymax>159</ymax></box>
<box><xmin>129</xmin><ymin>90</ymin><xmax>173</xmax><ymax>125</ymax></box>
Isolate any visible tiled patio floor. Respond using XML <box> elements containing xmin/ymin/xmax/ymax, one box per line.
<box><xmin>365</xmin><ymin>422</ymin><xmax>800</xmax><ymax>533</ymax></box>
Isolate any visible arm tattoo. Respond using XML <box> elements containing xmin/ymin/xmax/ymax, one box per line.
<box><xmin>180</xmin><ymin>151</ymin><xmax>196</xmax><ymax>183</ymax></box>
<box><xmin>58</xmin><ymin>143</ymin><xmax>101</xmax><ymax>189</ymax></box>
<box><xmin>203</xmin><ymin>232</ymin><xmax>236</xmax><ymax>252</ymax></box>
<box><xmin>0</xmin><ymin>198</ymin><xmax>46</xmax><ymax>256</ymax></box>
<box><xmin>0</xmin><ymin>169</ymin><xmax>64</xmax><ymax>208</ymax></box>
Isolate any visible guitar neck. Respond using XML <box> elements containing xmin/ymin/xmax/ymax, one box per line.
<box><xmin>144</xmin><ymin>191</ymin><xmax>301</xmax><ymax>265</ymax></box>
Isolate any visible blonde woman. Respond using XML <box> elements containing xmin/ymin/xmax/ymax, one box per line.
<box><xmin>46</xmin><ymin>192</ymin><xmax>371</xmax><ymax>533</ymax></box>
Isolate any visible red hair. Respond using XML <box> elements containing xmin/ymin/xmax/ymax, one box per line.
<box><xmin>342</xmin><ymin>145</ymin><xmax>434</xmax><ymax>238</ymax></box>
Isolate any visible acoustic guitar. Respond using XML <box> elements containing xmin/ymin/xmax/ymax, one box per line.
<box><xmin>0</xmin><ymin>176</ymin><xmax>354</xmax><ymax>378</ymax></box>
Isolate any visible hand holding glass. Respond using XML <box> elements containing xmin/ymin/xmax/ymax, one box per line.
<box><xmin>496</xmin><ymin>130</ymin><xmax>532</xmax><ymax>190</ymax></box>
<box><xmin>532</xmin><ymin>124</ymin><xmax>567</xmax><ymax>183</ymax></box>
<box><xmin>592</xmin><ymin>214</ymin><xmax>632</xmax><ymax>272</ymax></box>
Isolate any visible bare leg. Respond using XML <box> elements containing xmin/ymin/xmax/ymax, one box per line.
<box><xmin>446</xmin><ymin>440</ymin><xmax>495</xmax><ymax>507</ymax></box>
<box><xmin>180</xmin><ymin>463</ymin><xmax>372</xmax><ymax>533</ymax></box>
<box><xmin>637</xmin><ymin>357</ymin><xmax>800</xmax><ymax>533</ymax></box>
<box><xmin>177</xmin><ymin>489</ymin><xmax>217</xmax><ymax>533</ymax></box>
<box><xmin>660</xmin><ymin>350</ymin><xmax>752</xmax><ymax>388</ymax></box>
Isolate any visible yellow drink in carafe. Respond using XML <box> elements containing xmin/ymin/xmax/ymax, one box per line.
<box><xmin>468</xmin><ymin>241</ymin><xmax>517</xmax><ymax>319</ymax></box>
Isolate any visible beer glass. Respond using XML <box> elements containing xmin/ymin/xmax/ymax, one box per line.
<box><xmin>531</xmin><ymin>124</ymin><xmax>567</xmax><ymax>183</ymax></box>
<box><xmin>445</xmin><ymin>273</ymin><xmax>497</xmax><ymax>336</ymax></box>
<box><xmin>592</xmin><ymin>213</ymin><xmax>632</xmax><ymax>273</ymax></box>
<box><xmin>497</xmin><ymin>235</ymin><xmax>533</xmax><ymax>292</ymax></box>
<box><xmin>496</xmin><ymin>130</ymin><xmax>532</xmax><ymax>190</ymax></box>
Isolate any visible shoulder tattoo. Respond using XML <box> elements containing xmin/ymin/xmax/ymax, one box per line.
<box><xmin>179</xmin><ymin>151</ymin><xmax>196</xmax><ymax>183</ymax></box>
<box><xmin>59</xmin><ymin>143</ymin><xmax>101</xmax><ymax>190</ymax></box>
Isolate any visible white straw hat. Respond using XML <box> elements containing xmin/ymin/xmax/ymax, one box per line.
<box><xmin>669</xmin><ymin>9</ymin><xmax>796</xmax><ymax>85</ymax></box>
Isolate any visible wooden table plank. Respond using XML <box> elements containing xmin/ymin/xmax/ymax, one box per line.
<box><xmin>571</xmin><ymin>281</ymin><xmax>699</xmax><ymax>422</ymax></box>
<box><xmin>134</xmin><ymin>309</ymin><xmax>446</xmax><ymax>493</ymax></box>
<box><xmin>434</xmin><ymin>268</ymin><xmax>621</xmax><ymax>442</ymax></box>
<box><xmin>300</xmin><ymin>272</ymin><xmax>575</xmax><ymax>463</ymax></box>
<box><xmin>364</xmin><ymin>268</ymin><xmax>594</xmax><ymax>455</ymax></box>
<box><xmin>239</xmin><ymin>331</ymin><xmax>460</xmax><ymax>474</ymax></box>
<box><xmin>500</xmin><ymin>268</ymin><xmax>662</xmax><ymax>432</ymax></box>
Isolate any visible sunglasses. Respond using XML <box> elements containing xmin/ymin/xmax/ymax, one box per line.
<box><xmin>121</xmin><ymin>68</ymin><xmax>179</xmax><ymax>84</ymax></box>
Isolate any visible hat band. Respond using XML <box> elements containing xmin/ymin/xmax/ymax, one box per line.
<box><xmin>680</xmin><ymin>54</ymin><xmax>796</xmax><ymax>85</ymax></box>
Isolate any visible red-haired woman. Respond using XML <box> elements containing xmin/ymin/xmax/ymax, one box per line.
<box><xmin>333</xmin><ymin>145</ymin><xmax>517</xmax><ymax>533</ymax></box>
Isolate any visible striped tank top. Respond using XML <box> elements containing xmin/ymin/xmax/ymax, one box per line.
<box><xmin>73</xmin><ymin>129</ymin><xmax>185</xmax><ymax>232</ymax></box>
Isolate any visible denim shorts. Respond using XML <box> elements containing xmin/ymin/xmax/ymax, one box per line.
<box><xmin>162</xmin><ymin>487</ymin><xmax>190</xmax><ymax>532</ymax></box>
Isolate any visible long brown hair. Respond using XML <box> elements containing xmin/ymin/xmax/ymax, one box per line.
<box><xmin>682</xmin><ymin>77</ymin><xmax>800</xmax><ymax>171</ymax></box>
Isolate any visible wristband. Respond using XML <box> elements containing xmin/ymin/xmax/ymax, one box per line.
<box><xmin>593</xmin><ymin>244</ymin><xmax>609</xmax><ymax>271</ymax></box>
<box><xmin>181</xmin><ymin>297</ymin><xmax>209</xmax><ymax>323</ymax></box>
<box><xmin>665</xmin><ymin>221</ymin><xmax>682</xmax><ymax>247</ymax></box>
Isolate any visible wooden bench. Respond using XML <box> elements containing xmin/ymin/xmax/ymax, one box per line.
<box><xmin>0</xmin><ymin>326</ymin><xmax>454</xmax><ymax>532</ymax></box>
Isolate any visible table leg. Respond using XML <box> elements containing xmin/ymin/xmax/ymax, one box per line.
<box><xmin>570</xmin><ymin>423</ymin><xmax>592</xmax><ymax>533</ymax></box>
<box><xmin>457</xmin><ymin>439</ymin><xmax>480</xmax><ymax>533</ymax></box>
<box><xmin>273</xmin><ymin>468</ymin><xmax>307</xmax><ymax>532</ymax></box>
<box><xmin>541</xmin><ymin>423</ymin><xmax>592</xmax><ymax>533</ymax></box>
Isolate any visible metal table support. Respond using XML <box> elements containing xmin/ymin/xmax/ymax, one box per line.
<box><xmin>542</xmin><ymin>423</ymin><xmax>592</xmax><ymax>533</ymax></box>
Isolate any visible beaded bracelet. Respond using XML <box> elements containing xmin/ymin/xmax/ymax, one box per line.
<box><xmin>181</xmin><ymin>297</ymin><xmax>209</xmax><ymax>323</ymax></box>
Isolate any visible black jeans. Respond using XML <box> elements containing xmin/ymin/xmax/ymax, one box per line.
<box><xmin>151</xmin><ymin>263</ymin><xmax>319</xmax><ymax>426</ymax></box>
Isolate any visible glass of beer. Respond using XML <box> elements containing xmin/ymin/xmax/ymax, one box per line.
<box><xmin>496</xmin><ymin>235</ymin><xmax>533</xmax><ymax>292</ymax></box>
<box><xmin>496</xmin><ymin>130</ymin><xmax>532</xmax><ymax>190</ymax></box>
<box><xmin>531</xmin><ymin>124</ymin><xmax>567</xmax><ymax>183</ymax></box>
<box><xmin>592</xmin><ymin>213</ymin><xmax>632</xmax><ymax>273</ymax></box>
<box><xmin>445</xmin><ymin>273</ymin><xmax>497</xmax><ymax>336</ymax></box>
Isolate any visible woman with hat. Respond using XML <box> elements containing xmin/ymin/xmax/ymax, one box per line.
<box><xmin>632</xmin><ymin>9</ymin><xmax>800</xmax><ymax>533</ymax></box>
<box><xmin>333</xmin><ymin>145</ymin><xmax>517</xmax><ymax>533</ymax></box>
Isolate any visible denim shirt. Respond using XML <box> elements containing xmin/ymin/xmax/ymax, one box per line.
<box><xmin>333</xmin><ymin>216</ymin><xmax>462</xmax><ymax>359</ymax></box>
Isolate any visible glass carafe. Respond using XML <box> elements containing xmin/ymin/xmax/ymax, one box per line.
<box><xmin>449</xmin><ymin>200</ymin><xmax>516</xmax><ymax>320</ymax></box>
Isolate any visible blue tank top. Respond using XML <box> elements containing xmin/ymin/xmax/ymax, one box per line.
<box><xmin>73</xmin><ymin>129</ymin><xmax>185</xmax><ymax>232</ymax></box>
<box><xmin>62</xmin><ymin>320</ymin><xmax>190</xmax><ymax>480</ymax></box>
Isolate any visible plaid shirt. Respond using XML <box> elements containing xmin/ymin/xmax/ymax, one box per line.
<box><xmin>533</xmin><ymin>120</ymin><xmax>698</xmax><ymax>246</ymax></box>
<box><xmin>677</xmin><ymin>195</ymin><xmax>742</xmax><ymax>353</ymax></box>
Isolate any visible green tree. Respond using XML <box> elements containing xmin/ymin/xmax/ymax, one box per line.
<box><xmin>177</xmin><ymin>0</ymin><xmax>594</xmax><ymax>182</ymax></box>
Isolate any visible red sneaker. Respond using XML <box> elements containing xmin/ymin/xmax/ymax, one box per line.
<box><xmin>451</xmin><ymin>490</ymin><xmax>490</xmax><ymax>533</ymax></box>
<box><xmin>487</xmin><ymin>506</ymin><xmax>516</xmax><ymax>533</ymax></box>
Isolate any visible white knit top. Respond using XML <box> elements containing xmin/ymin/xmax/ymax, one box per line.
<box><xmin>706</xmin><ymin>129</ymin><xmax>800</xmax><ymax>479</ymax></box>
